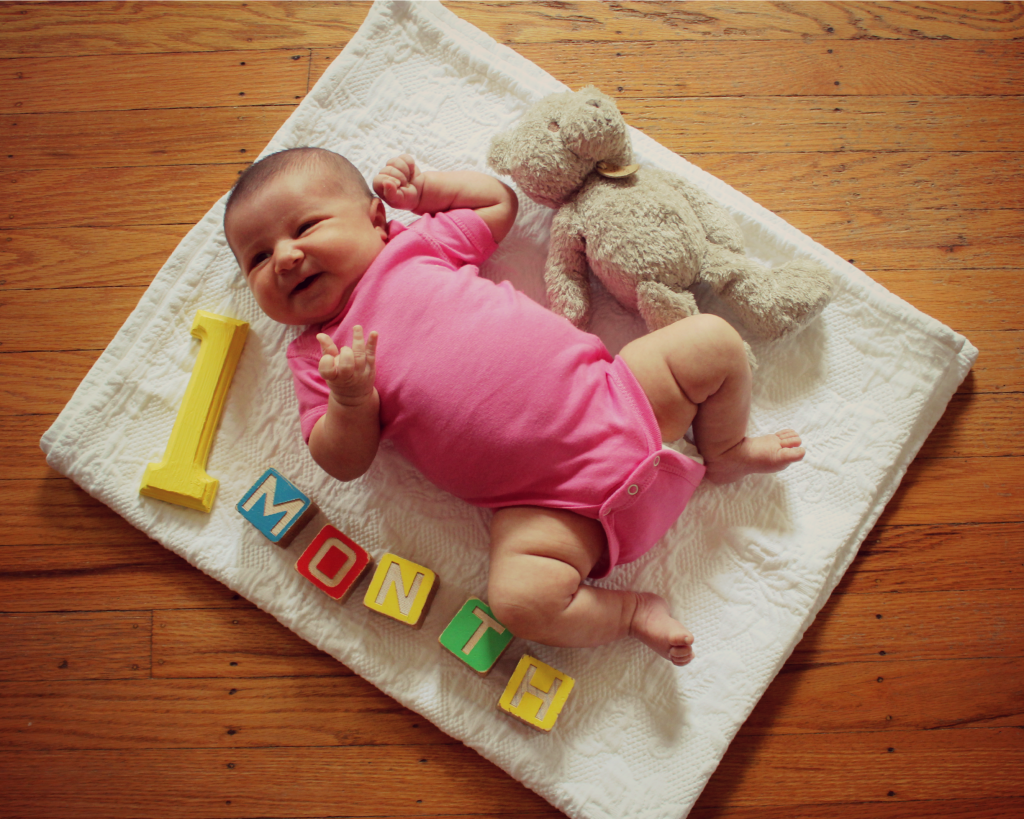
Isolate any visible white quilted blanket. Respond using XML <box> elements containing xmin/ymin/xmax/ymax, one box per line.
<box><xmin>41</xmin><ymin>2</ymin><xmax>977</xmax><ymax>817</ymax></box>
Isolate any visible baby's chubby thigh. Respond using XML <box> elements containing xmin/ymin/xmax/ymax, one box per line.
<box><xmin>619</xmin><ymin>313</ymin><xmax>741</xmax><ymax>442</ymax></box>
<box><xmin>486</xmin><ymin>506</ymin><xmax>606</xmax><ymax>634</ymax></box>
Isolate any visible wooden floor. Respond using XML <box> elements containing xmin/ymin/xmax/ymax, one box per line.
<box><xmin>2</xmin><ymin>2</ymin><xmax>1022</xmax><ymax>817</ymax></box>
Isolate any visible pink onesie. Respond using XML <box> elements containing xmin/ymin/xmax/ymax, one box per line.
<box><xmin>287</xmin><ymin>209</ymin><xmax>704</xmax><ymax>577</ymax></box>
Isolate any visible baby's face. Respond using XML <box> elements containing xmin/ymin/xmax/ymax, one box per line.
<box><xmin>225</xmin><ymin>165</ymin><xmax>388</xmax><ymax>326</ymax></box>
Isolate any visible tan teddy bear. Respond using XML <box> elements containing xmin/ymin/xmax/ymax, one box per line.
<box><xmin>488</xmin><ymin>86</ymin><xmax>833</xmax><ymax>352</ymax></box>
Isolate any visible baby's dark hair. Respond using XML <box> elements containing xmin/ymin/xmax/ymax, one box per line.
<box><xmin>225</xmin><ymin>147</ymin><xmax>373</xmax><ymax>220</ymax></box>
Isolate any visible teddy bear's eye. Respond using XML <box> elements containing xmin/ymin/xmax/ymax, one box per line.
<box><xmin>587</xmin><ymin>99</ymin><xmax>601</xmax><ymax>108</ymax></box>
<box><xmin>548</xmin><ymin>120</ymin><xmax>560</xmax><ymax>133</ymax></box>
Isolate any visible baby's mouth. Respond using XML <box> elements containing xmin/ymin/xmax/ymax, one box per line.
<box><xmin>293</xmin><ymin>272</ymin><xmax>322</xmax><ymax>294</ymax></box>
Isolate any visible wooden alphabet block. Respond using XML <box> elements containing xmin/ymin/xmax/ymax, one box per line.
<box><xmin>362</xmin><ymin>553</ymin><xmax>438</xmax><ymax>628</ymax></box>
<box><xmin>498</xmin><ymin>655</ymin><xmax>575</xmax><ymax>732</ymax></box>
<box><xmin>140</xmin><ymin>310</ymin><xmax>249</xmax><ymax>512</ymax></box>
<box><xmin>295</xmin><ymin>525</ymin><xmax>372</xmax><ymax>603</ymax></box>
<box><xmin>237</xmin><ymin>468</ymin><xmax>318</xmax><ymax>546</ymax></box>
<box><xmin>439</xmin><ymin>597</ymin><xmax>513</xmax><ymax>675</ymax></box>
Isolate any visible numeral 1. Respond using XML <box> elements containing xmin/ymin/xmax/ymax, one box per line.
<box><xmin>140</xmin><ymin>310</ymin><xmax>249</xmax><ymax>512</ymax></box>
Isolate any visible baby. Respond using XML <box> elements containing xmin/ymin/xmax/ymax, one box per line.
<box><xmin>224</xmin><ymin>147</ymin><xmax>806</xmax><ymax>665</ymax></box>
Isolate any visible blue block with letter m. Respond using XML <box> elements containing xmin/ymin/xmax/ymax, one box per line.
<box><xmin>237</xmin><ymin>468</ymin><xmax>318</xmax><ymax>547</ymax></box>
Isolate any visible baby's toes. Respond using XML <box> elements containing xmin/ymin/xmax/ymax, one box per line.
<box><xmin>777</xmin><ymin>429</ymin><xmax>803</xmax><ymax>448</ymax></box>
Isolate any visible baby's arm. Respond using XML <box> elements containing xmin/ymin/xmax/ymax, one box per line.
<box><xmin>307</xmin><ymin>326</ymin><xmax>381</xmax><ymax>482</ymax></box>
<box><xmin>374</xmin><ymin>154</ymin><xmax>518</xmax><ymax>243</ymax></box>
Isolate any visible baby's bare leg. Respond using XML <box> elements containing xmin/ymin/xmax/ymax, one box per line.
<box><xmin>487</xmin><ymin>507</ymin><xmax>694</xmax><ymax>665</ymax></box>
<box><xmin>619</xmin><ymin>313</ymin><xmax>805</xmax><ymax>484</ymax></box>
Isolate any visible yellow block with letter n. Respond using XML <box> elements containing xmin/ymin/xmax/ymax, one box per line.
<box><xmin>498</xmin><ymin>654</ymin><xmax>575</xmax><ymax>732</ymax></box>
<box><xmin>362</xmin><ymin>553</ymin><xmax>438</xmax><ymax>628</ymax></box>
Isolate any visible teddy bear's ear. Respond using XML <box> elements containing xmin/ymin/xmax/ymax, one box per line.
<box><xmin>488</xmin><ymin>131</ymin><xmax>513</xmax><ymax>175</ymax></box>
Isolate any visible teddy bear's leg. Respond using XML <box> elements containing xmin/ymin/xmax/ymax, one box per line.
<box><xmin>636</xmin><ymin>281</ymin><xmax>700</xmax><ymax>332</ymax></box>
<box><xmin>700</xmin><ymin>245</ymin><xmax>833</xmax><ymax>341</ymax></box>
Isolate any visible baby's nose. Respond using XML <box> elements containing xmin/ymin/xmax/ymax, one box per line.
<box><xmin>274</xmin><ymin>241</ymin><xmax>302</xmax><ymax>272</ymax></box>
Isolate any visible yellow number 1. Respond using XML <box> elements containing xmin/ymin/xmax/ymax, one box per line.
<box><xmin>140</xmin><ymin>310</ymin><xmax>249</xmax><ymax>512</ymax></box>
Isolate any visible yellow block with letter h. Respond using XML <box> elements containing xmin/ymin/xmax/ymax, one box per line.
<box><xmin>363</xmin><ymin>553</ymin><xmax>438</xmax><ymax>628</ymax></box>
<box><xmin>498</xmin><ymin>654</ymin><xmax>575</xmax><ymax>732</ymax></box>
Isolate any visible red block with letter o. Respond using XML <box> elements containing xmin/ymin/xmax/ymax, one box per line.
<box><xmin>295</xmin><ymin>525</ymin><xmax>372</xmax><ymax>603</ymax></box>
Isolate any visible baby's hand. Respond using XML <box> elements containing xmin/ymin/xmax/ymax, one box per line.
<box><xmin>373</xmin><ymin>154</ymin><xmax>424</xmax><ymax>211</ymax></box>
<box><xmin>317</xmin><ymin>326</ymin><xmax>378</xmax><ymax>408</ymax></box>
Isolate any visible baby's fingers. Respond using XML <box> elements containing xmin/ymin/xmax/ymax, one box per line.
<box><xmin>386</xmin><ymin>154</ymin><xmax>415</xmax><ymax>180</ymax></box>
<box><xmin>317</xmin><ymin>350</ymin><xmax>341</xmax><ymax>382</ymax></box>
<box><xmin>316</xmin><ymin>332</ymin><xmax>339</xmax><ymax>358</ymax></box>
<box><xmin>372</xmin><ymin>173</ymin><xmax>400</xmax><ymax>200</ymax></box>
<box><xmin>364</xmin><ymin>330</ymin><xmax>379</xmax><ymax>365</ymax></box>
<box><xmin>350</xmin><ymin>325</ymin><xmax>376</xmax><ymax>351</ymax></box>
<box><xmin>350</xmin><ymin>326</ymin><xmax>379</xmax><ymax>371</ymax></box>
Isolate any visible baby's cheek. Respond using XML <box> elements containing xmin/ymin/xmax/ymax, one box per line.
<box><xmin>249</xmin><ymin>279</ymin><xmax>280</xmax><ymax>318</ymax></box>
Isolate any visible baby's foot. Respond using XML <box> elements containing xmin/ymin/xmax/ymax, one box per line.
<box><xmin>629</xmin><ymin>592</ymin><xmax>694</xmax><ymax>666</ymax></box>
<box><xmin>704</xmin><ymin>429</ymin><xmax>805</xmax><ymax>485</ymax></box>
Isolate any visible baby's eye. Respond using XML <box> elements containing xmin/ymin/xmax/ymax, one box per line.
<box><xmin>297</xmin><ymin>220</ymin><xmax>318</xmax><ymax>236</ymax></box>
<box><xmin>248</xmin><ymin>250</ymin><xmax>270</xmax><ymax>271</ymax></box>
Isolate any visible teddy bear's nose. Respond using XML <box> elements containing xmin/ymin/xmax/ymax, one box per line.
<box><xmin>587</xmin><ymin>99</ymin><xmax>601</xmax><ymax>108</ymax></box>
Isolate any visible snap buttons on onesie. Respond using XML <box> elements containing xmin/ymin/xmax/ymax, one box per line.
<box><xmin>588</xmin><ymin>357</ymin><xmax>706</xmax><ymax>578</ymax></box>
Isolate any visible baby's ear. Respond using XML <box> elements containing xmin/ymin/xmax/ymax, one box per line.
<box><xmin>369</xmin><ymin>197</ymin><xmax>388</xmax><ymax>234</ymax></box>
<box><xmin>488</xmin><ymin>131</ymin><xmax>513</xmax><ymax>175</ymax></box>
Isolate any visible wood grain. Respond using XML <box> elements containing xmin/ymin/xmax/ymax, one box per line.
<box><xmin>1</xmin><ymin>165</ymin><xmax>241</xmax><ymax>230</ymax></box>
<box><xmin>1</xmin><ymin>2</ymin><xmax>1021</xmax><ymax>818</ymax></box>
<box><xmin>4</xmin><ymin>50</ymin><xmax>309</xmax><ymax>114</ymax></box>
<box><xmin>4</xmin><ymin>480</ymin><xmax>155</xmax><ymax>547</ymax></box>
<box><xmin>447</xmin><ymin>2</ymin><xmax>1024</xmax><ymax>43</ymax></box>
<box><xmin>778</xmin><ymin>208</ymin><xmax>1024</xmax><ymax>270</ymax></box>
<box><xmin>743</xmin><ymin>656</ymin><xmax>1024</xmax><ymax>733</ymax></box>
<box><xmin>690</xmin><ymin>800</ymin><xmax>1024</xmax><ymax>819</ymax></box>
<box><xmin>511</xmin><ymin>40</ymin><xmax>1024</xmax><ymax>97</ymax></box>
<box><xmin>0</xmin><ymin>287</ymin><xmax>146</xmax><ymax>352</ymax></box>
<box><xmin>2</xmin><ymin>108</ymin><xmax>287</xmax><ymax>170</ymax></box>
<box><xmin>626</xmin><ymin>97</ymin><xmax>1024</xmax><ymax>153</ymax></box>
<box><xmin>951</xmin><ymin>331</ymin><xmax>1023</xmax><ymax>393</ymax></box>
<box><xmin>0</xmin><ymin>2</ymin><xmax>370</xmax><ymax>57</ymax></box>
<box><xmin>696</xmin><ymin>727</ymin><xmax>1023</xmax><ymax>806</ymax></box>
<box><xmin>791</xmin><ymin>587</ymin><xmax>1023</xmax><ymax>663</ymax></box>
<box><xmin>1</xmin><ymin>1</ymin><xmax>1020</xmax><ymax>57</ymax></box>
<box><xmin>0</xmin><ymin>611</ymin><xmax>152</xmax><ymax>681</ymax></box>
<box><xmin>0</xmin><ymin>225</ymin><xmax>192</xmax><ymax>290</ymax></box>
<box><xmin>0</xmin><ymin>540</ymin><xmax>248</xmax><ymax>612</ymax></box>
<box><xmin>0</xmin><ymin>676</ymin><xmax>454</xmax><ymax>750</ymax></box>
<box><xmin>0</xmin><ymin>351</ymin><xmax>102</xmax><ymax>413</ymax></box>
<box><xmin>152</xmin><ymin>608</ymin><xmax>350</xmax><ymax>680</ymax></box>
<box><xmin>690</xmin><ymin>151</ymin><xmax>1024</xmax><ymax>211</ymax></box>
<box><xmin>878</xmin><ymin>456</ymin><xmax>1024</xmax><ymax>525</ymax></box>
<box><xmin>0</xmin><ymin>746</ymin><xmax>558</xmax><ymax>819</ymax></box>
<box><xmin>839</xmin><ymin>521</ymin><xmax>1024</xmax><ymax>593</ymax></box>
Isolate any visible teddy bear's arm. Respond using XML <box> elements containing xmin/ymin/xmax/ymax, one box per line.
<box><xmin>661</xmin><ymin>173</ymin><xmax>745</xmax><ymax>253</ymax></box>
<box><xmin>544</xmin><ymin>209</ymin><xmax>591</xmax><ymax>328</ymax></box>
